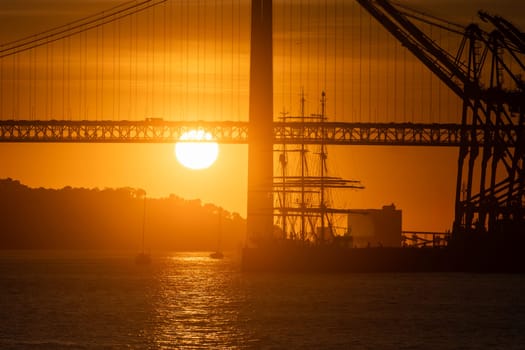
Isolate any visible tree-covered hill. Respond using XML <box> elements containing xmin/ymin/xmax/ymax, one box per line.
<box><xmin>0</xmin><ymin>178</ymin><xmax>246</xmax><ymax>251</ymax></box>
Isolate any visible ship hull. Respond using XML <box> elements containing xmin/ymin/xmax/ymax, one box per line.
<box><xmin>241</xmin><ymin>244</ymin><xmax>525</xmax><ymax>273</ymax></box>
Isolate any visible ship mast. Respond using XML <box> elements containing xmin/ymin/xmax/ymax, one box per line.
<box><xmin>319</xmin><ymin>91</ymin><xmax>327</xmax><ymax>243</ymax></box>
<box><xmin>273</xmin><ymin>91</ymin><xmax>364</xmax><ymax>244</ymax></box>
<box><xmin>279</xmin><ymin>110</ymin><xmax>288</xmax><ymax>239</ymax></box>
<box><xmin>300</xmin><ymin>89</ymin><xmax>306</xmax><ymax>241</ymax></box>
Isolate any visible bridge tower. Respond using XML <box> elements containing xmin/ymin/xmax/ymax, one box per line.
<box><xmin>246</xmin><ymin>0</ymin><xmax>274</xmax><ymax>245</ymax></box>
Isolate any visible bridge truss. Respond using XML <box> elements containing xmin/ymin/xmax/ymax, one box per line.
<box><xmin>0</xmin><ymin>119</ymin><xmax>501</xmax><ymax>147</ymax></box>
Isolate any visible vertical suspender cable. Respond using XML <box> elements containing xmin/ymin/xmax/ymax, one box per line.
<box><xmin>169</xmin><ymin>0</ymin><xmax>173</xmax><ymax>119</ymax></box>
<box><xmin>134</xmin><ymin>12</ymin><xmax>139</xmax><ymax>120</ymax></box>
<box><xmin>368</xmin><ymin>12</ymin><xmax>371</xmax><ymax>121</ymax></box>
<box><xmin>316</xmin><ymin>0</ymin><xmax>320</xmax><ymax>104</ymax></box>
<box><xmin>36</xmin><ymin>46</ymin><xmax>39</xmax><ymax>119</ymax></box>
<box><xmin>411</xmin><ymin>42</ymin><xmax>415</xmax><ymax>121</ymax></box>
<box><xmin>27</xmin><ymin>48</ymin><xmax>31</xmax><ymax>119</ymax></box>
<box><xmin>324</xmin><ymin>0</ymin><xmax>327</xmax><ymax>97</ymax></box>
<box><xmin>145</xmin><ymin>7</ymin><xmax>149</xmax><ymax>118</ymax></box>
<box><xmin>301</xmin><ymin>0</ymin><xmax>312</xmax><ymax>113</ymax></box>
<box><xmin>151</xmin><ymin>5</ymin><xmax>155</xmax><ymax>118</ymax></box>
<box><xmin>429</xmin><ymin>23</ymin><xmax>433</xmax><ymax>122</ymax></box>
<box><xmin>62</xmin><ymin>38</ymin><xmax>65</xmax><ymax>118</ymax></box>
<box><xmin>101</xmin><ymin>22</ymin><xmax>105</xmax><ymax>119</ymax></box>
<box><xmin>30</xmin><ymin>48</ymin><xmax>34</xmax><ymax>119</ymax></box>
<box><xmin>154</xmin><ymin>3</ymin><xmax>157</xmax><ymax>117</ymax></box>
<box><xmin>236</xmin><ymin>0</ymin><xmax>240</xmax><ymax>121</ymax></box>
<box><xmin>438</xmin><ymin>27</ymin><xmax>442</xmax><ymax>122</ymax></box>
<box><xmin>384</xmin><ymin>24</ymin><xmax>388</xmax><ymax>122</ymax></box>
<box><xmin>230</xmin><ymin>0</ymin><xmax>232</xmax><ymax>118</ymax></box>
<box><xmin>235</xmin><ymin>0</ymin><xmax>239</xmax><ymax>121</ymax></box>
<box><xmin>373</xmin><ymin>18</ymin><xmax>377</xmax><ymax>121</ymax></box>
<box><xmin>185</xmin><ymin>0</ymin><xmax>189</xmax><ymax>119</ymax></box>
<box><xmin>289</xmin><ymin>0</ymin><xmax>293</xmax><ymax>114</ymax></box>
<box><xmin>333</xmin><ymin>0</ymin><xmax>338</xmax><ymax>120</ymax></box>
<box><xmin>117</xmin><ymin>16</ymin><xmax>121</xmax><ymax>120</ymax></box>
<box><xmin>220</xmin><ymin>0</ymin><xmax>224</xmax><ymax>121</ymax></box>
<box><xmin>163</xmin><ymin>2</ymin><xmax>166</xmax><ymax>119</ymax></box>
<box><xmin>0</xmin><ymin>54</ymin><xmax>3</xmax><ymax>118</ymax></box>
<box><xmin>112</xmin><ymin>19</ymin><xmax>116</xmax><ymax>120</ymax></box>
<box><xmin>299</xmin><ymin>0</ymin><xmax>303</xmax><ymax>108</ymax></box>
<box><xmin>95</xmin><ymin>26</ymin><xmax>99</xmax><ymax>120</ymax></box>
<box><xmin>197</xmin><ymin>0</ymin><xmax>201</xmax><ymax>120</ymax></box>
<box><xmin>393</xmin><ymin>36</ymin><xmax>397</xmax><ymax>122</ymax></box>
<box><xmin>403</xmin><ymin>37</ymin><xmax>406</xmax><ymax>122</ymax></box>
<box><xmin>343</xmin><ymin>0</ymin><xmax>346</xmax><ymax>121</ymax></box>
<box><xmin>67</xmin><ymin>35</ymin><xmax>71</xmax><ymax>119</ymax></box>
<box><xmin>16</xmin><ymin>46</ymin><xmax>20</xmax><ymax>118</ymax></box>
<box><xmin>214</xmin><ymin>0</ymin><xmax>217</xmax><ymax>122</ymax></box>
<box><xmin>359</xmin><ymin>5</ymin><xmax>362</xmax><ymax>122</ymax></box>
<box><xmin>128</xmin><ymin>14</ymin><xmax>133</xmax><ymax>119</ymax></box>
<box><xmin>280</xmin><ymin>1</ymin><xmax>285</xmax><ymax>114</ymax></box>
<box><xmin>79</xmin><ymin>30</ymin><xmax>83</xmax><ymax>119</ymax></box>
<box><xmin>419</xmin><ymin>42</ymin><xmax>424</xmax><ymax>121</ymax></box>
<box><xmin>201</xmin><ymin>0</ymin><xmax>205</xmax><ymax>121</ymax></box>
<box><xmin>45</xmin><ymin>43</ymin><xmax>49</xmax><ymax>118</ymax></box>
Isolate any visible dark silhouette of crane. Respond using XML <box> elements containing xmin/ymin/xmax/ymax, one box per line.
<box><xmin>357</xmin><ymin>0</ymin><xmax>524</xmax><ymax>240</ymax></box>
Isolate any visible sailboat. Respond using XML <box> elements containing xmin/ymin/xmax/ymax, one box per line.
<box><xmin>135</xmin><ymin>194</ymin><xmax>151</xmax><ymax>265</ymax></box>
<box><xmin>209</xmin><ymin>208</ymin><xmax>224</xmax><ymax>259</ymax></box>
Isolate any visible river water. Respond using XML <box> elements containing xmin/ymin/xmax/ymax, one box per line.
<box><xmin>1</xmin><ymin>251</ymin><xmax>524</xmax><ymax>349</ymax></box>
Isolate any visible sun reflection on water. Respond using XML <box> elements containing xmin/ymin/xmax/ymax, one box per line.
<box><xmin>151</xmin><ymin>252</ymin><xmax>250</xmax><ymax>348</ymax></box>
<box><xmin>2</xmin><ymin>252</ymin><xmax>524</xmax><ymax>348</ymax></box>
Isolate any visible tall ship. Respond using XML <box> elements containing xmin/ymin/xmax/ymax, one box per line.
<box><xmin>241</xmin><ymin>93</ymin><xmax>525</xmax><ymax>273</ymax></box>
<box><xmin>272</xmin><ymin>92</ymin><xmax>364</xmax><ymax>248</ymax></box>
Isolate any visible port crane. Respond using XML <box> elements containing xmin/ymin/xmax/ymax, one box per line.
<box><xmin>357</xmin><ymin>0</ymin><xmax>524</xmax><ymax>237</ymax></box>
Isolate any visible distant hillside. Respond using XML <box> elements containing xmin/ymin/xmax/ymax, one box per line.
<box><xmin>0</xmin><ymin>178</ymin><xmax>246</xmax><ymax>251</ymax></box>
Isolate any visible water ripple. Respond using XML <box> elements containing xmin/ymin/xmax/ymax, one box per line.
<box><xmin>1</xmin><ymin>252</ymin><xmax>525</xmax><ymax>349</ymax></box>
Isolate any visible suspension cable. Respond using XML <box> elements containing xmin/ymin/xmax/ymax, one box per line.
<box><xmin>0</xmin><ymin>0</ymin><xmax>168</xmax><ymax>58</ymax></box>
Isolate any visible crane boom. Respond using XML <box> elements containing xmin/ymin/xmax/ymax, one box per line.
<box><xmin>356</xmin><ymin>0</ymin><xmax>524</xmax><ymax>237</ymax></box>
<box><xmin>355</xmin><ymin>0</ymin><xmax>465</xmax><ymax>98</ymax></box>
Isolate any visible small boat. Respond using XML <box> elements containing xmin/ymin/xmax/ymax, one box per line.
<box><xmin>209</xmin><ymin>251</ymin><xmax>224</xmax><ymax>259</ymax></box>
<box><xmin>209</xmin><ymin>208</ymin><xmax>224</xmax><ymax>259</ymax></box>
<box><xmin>136</xmin><ymin>194</ymin><xmax>151</xmax><ymax>265</ymax></box>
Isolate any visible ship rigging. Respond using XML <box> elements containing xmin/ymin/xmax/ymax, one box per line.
<box><xmin>273</xmin><ymin>92</ymin><xmax>364</xmax><ymax>244</ymax></box>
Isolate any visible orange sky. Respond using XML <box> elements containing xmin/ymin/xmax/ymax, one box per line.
<box><xmin>0</xmin><ymin>0</ymin><xmax>523</xmax><ymax>232</ymax></box>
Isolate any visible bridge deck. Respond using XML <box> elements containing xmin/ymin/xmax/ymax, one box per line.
<box><xmin>0</xmin><ymin>120</ymin><xmax>513</xmax><ymax>146</ymax></box>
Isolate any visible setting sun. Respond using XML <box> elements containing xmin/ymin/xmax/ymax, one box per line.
<box><xmin>175</xmin><ymin>130</ymin><xmax>219</xmax><ymax>170</ymax></box>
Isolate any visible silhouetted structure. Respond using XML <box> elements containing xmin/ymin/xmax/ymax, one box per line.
<box><xmin>272</xmin><ymin>92</ymin><xmax>364</xmax><ymax>244</ymax></box>
<box><xmin>247</xmin><ymin>0</ymin><xmax>274</xmax><ymax>246</ymax></box>
<box><xmin>348</xmin><ymin>205</ymin><xmax>402</xmax><ymax>248</ymax></box>
<box><xmin>243</xmin><ymin>0</ymin><xmax>524</xmax><ymax>272</ymax></box>
<box><xmin>0</xmin><ymin>0</ymin><xmax>523</xmax><ymax>271</ymax></box>
<box><xmin>357</xmin><ymin>0</ymin><xmax>524</xmax><ymax>241</ymax></box>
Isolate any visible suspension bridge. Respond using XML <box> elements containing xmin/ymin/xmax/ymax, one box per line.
<box><xmin>0</xmin><ymin>0</ymin><xmax>523</xmax><ymax>241</ymax></box>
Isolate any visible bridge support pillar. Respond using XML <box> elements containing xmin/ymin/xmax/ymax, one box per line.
<box><xmin>246</xmin><ymin>0</ymin><xmax>274</xmax><ymax>245</ymax></box>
